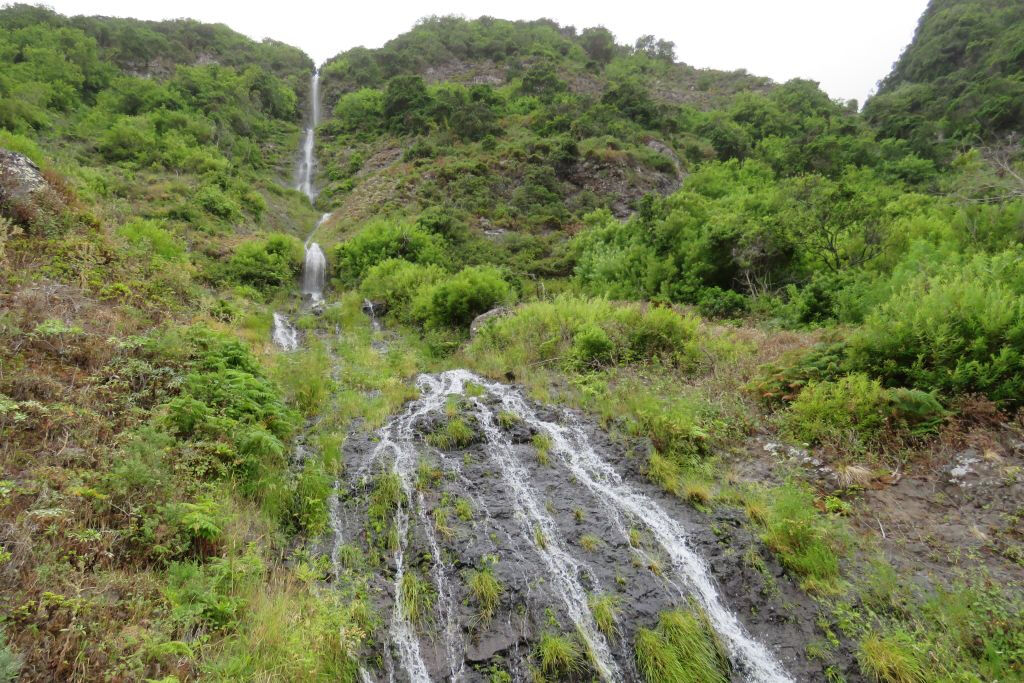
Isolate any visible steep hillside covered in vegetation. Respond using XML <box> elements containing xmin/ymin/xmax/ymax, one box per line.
<box><xmin>1</xmin><ymin>1</ymin><xmax>1023</xmax><ymax>682</ymax></box>
<box><xmin>865</xmin><ymin>0</ymin><xmax>1024</xmax><ymax>152</ymax></box>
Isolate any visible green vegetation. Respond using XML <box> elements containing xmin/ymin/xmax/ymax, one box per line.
<box><xmin>588</xmin><ymin>593</ymin><xmax>619</xmax><ymax>640</ymax></box>
<box><xmin>866</xmin><ymin>0</ymin><xmax>1024</xmax><ymax>149</ymax></box>
<box><xmin>634</xmin><ymin>605</ymin><xmax>730</xmax><ymax>683</ymax></box>
<box><xmin>750</xmin><ymin>483</ymin><xmax>847</xmax><ymax>593</ymax></box>
<box><xmin>400</xmin><ymin>570</ymin><xmax>435</xmax><ymax>626</ymax></box>
<box><xmin>536</xmin><ymin>632</ymin><xmax>583</xmax><ymax>678</ymax></box>
<box><xmin>467</xmin><ymin>558</ymin><xmax>502</xmax><ymax>622</ymax></box>
<box><xmin>426</xmin><ymin>416</ymin><xmax>477</xmax><ymax>449</ymax></box>
<box><xmin>3</xmin><ymin>1</ymin><xmax>1024</xmax><ymax>680</ymax></box>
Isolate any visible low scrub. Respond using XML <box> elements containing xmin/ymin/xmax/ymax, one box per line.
<box><xmin>781</xmin><ymin>373</ymin><xmax>945</xmax><ymax>451</ymax></box>
<box><xmin>465</xmin><ymin>296</ymin><xmax>699</xmax><ymax>374</ymax></box>
<box><xmin>845</xmin><ymin>249</ymin><xmax>1024</xmax><ymax>408</ymax></box>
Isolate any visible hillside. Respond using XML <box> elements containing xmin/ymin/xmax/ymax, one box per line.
<box><xmin>865</xmin><ymin>0</ymin><xmax>1024</xmax><ymax>152</ymax></box>
<box><xmin>1</xmin><ymin>2</ymin><xmax>1023</xmax><ymax>682</ymax></box>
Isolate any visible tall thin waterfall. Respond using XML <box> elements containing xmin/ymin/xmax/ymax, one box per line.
<box><xmin>273</xmin><ymin>70</ymin><xmax>325</xmax><ymax>349</ymax></box>
<box><xmin>296</xmin><ymin>70</ymin><xmax>320</xmax><ymax>200</ymax></box>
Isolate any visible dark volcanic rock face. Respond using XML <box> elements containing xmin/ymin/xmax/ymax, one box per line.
<box><xmin>329</xmin><ymin>370</ymin><xmax>857</xmax><ymax>682</ymax></box>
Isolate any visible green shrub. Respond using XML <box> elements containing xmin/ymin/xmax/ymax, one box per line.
<box><xmin>165</xmin><ymin>550</ymin><xmax>263</xmax><ymax>631</ymax></box>
<box><xmin>117</xmin><ymin>218</ymin><xmax>186</xmax><ymax>262</ymax></box>
<box><xmin>332</xmin><ymin>220</ymin><xmax>446</xmax><ymax>285</ymax></box>
<box><xmin>572</xmin><ymin>324</ymin><xmax>615</xmax><ymax>368</ymax></box>
<box><xmin>697</xmin><ymin>286</ymin><xmax>748</xmax><ymax>318</ymax></box>
<box><xmin>845</xmin><ymin>249</ymin><xmax>1024</xmax><ymax>407</ymax></box>
<box><xmin>415</xmin><ymin>265</ymin><xmax>512</xmax><ymax>329</ymax></box>
<box><xmin>781</xmin><ymin>373</ymin><xmax>890</xmax><ymax>448</ymax></box>
<box><xmin>359</xmin><ymin>258</ymin><xmax>445</xmax><ymax>323</ymax></box>
<box><xmin>466</xmin><ymin>296</ymin><xmax>699</xmax><ymax>373</ymax></box>
<box><xmin>224</xmin><ymin>233</ymin><xmax>304</xmax><ymax>293</ymax></box>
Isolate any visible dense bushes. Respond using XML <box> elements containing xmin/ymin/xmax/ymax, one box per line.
<box><xmin>332</xmin><ymin>220</ymin><xmax>446</xmax><ymax>285</ymax></box>
<box><xmin>223</xmin><ymin>233</ymin><xmax>304</xmax><ymax>293</ymax></box>
<box><xmin>844</xmin><ymin>250</ymin><xmax>1024</xmax><ymax>407</ymax></box>
<box><xmin>415</xmin><ymin>265</ymin><xmax>511</xmax><ymax>328</ymax></box>
<box><xmin>780</xmin><ymin>374</ymin><xmax>945</xmax><ymax>450</ymax></box>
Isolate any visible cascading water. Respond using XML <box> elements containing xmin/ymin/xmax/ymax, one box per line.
<box><xmin>273</xmin><ymin>72</ymin><xmax>326</xmax><ymax>347</ymax></box>
<box><xmin>302</xmin><ymin>242</ymin><xmax>326</xmax><ymax>303</ymax></box>
<box><xmin>335</xmin><ymin>369</ymin><xmax>794</xmax><ymax>682</ymax></box>
<box><xmin>296</xmin><ymin>70</ymin><xmax>320</xmax><ymax>201</ymax></box>
<box><xmin>271</xmin><ymin>312</ymin><xmax>299</xmax><ymax>351</ymax></box>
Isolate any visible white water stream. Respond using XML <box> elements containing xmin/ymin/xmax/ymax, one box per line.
<box><xmin>336</xmin><ymin>369</ymin><xmax>791</xmax><ymax>681</ymax></box>
<box><xmin>272</xmin><ymin>71</ymin><xmax>327</xmax><ymax>350</ymax></box>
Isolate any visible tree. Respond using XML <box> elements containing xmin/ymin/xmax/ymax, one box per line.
<box><xmin>634</xmin><ymin>34</ymin><xmax>675</xmax><ymax>62</ymax></box>
<box><xmin>579</xmin><ymin>27</ymin><xmax>616</xmax><ymax>65</ymax></box>
<box><xmin>383</xmin><ymin>75</ymin><xmax>432</xmax><ymax>134</ymax></box>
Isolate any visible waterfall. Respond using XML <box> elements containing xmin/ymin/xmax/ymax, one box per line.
<box><xmin>338</xmin><ymin>369</ymin><xmax>792</xmax><ymax>682</ymax></box>
<box><xmin>462</xmin><ymin>369</ymin><xmax>792</xmax><ymax>683</ymax></box>
<box><xmin>296</xmin><ymin>70</ymin><xmax>320</xmax><ymax>200</ymax></box>
<box><xmin>302</xmin><ymin>242</ymin><xmax>326</xmax><ymax>302</ymax></box>
<box><xmin>271</xmin><ymin>312</ymin><xmax>298</xmax><ymax>351</ymax></box>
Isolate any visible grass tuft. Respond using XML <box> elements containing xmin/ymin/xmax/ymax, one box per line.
<box><xmin>467</xmin><ymin>561</ymin><xmax>503</xmax><ymax>622</ymax></box>
<box><xmin>589</xmin><ymin>593</ymin><xmax>619</xmax><ymax>640</ymax></box>
<box><xmin>635</xmin><ymin>605</ymin><xmax>729</xmax><ymax>683</ymax></box>
<box><xmin>533</xmin><ymin>432</ymin><xmax>552</xmax><ymax>465</ymax></box>
<box><xmin>400</xmin><ymin>571</ymin><xmax>435</xmax><ymax>626</ymax></box>
<box><xmin>857</xmin><ymin>631</ymin><xmax>926</xmax><ymax>683</ymax></box>
<box><xmin>537</xmin><ymin>632</ymin><xmax>583</xmax><ymax>677</ymax></box>
<box><xmin>427</xmin><ymin>417</ymin><xmax>476</xmax><ymax>450</ymax></box>
<box><xmin>579</xmin><ymin>533</ymin><xmax>602</xmax><ymax>552</ymax></box>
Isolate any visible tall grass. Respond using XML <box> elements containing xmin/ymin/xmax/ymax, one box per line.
<box><xmin>634</xmin><ymin>605</ymin><xmax>729</xmax><ymax>683</ymax></box>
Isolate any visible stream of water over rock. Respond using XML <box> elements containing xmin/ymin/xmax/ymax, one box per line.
<box><xmin>331</xmin><ymin>370</ymin><xmax>794</xmax><ymax>682</ymax></box>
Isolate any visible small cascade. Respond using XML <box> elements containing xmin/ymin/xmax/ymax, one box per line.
<box><xmin>271</xmin><ymin>312</ymin><xmax>299</xmax><ymax>351</ymax></box>
<box><xmin>296</xmin><ymin>70</ymin><xmax>321</xmax><ymax>200</ymax></box>
<box><xmin>362</xmin><ymin>298</ymin><xmax>383</xmax><ymax>334</ymax></box>
<box><xmin>464</xmin><ymin>369</ymin><xmax>792</xmax><ymax>683</ymax></box>
<box><xmin>333</xmin><ymin>369</ymin><xmax>793</xmax><ymax>682</ymax></box>
<box><xmin>302</xmin><ymin>242</ymin><xmax>326</xmax><ymax>303</ymax></box>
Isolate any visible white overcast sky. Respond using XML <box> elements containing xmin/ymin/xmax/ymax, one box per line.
<box><xmin>41</xmin><ymin>0</ymin><xmax>929</xmax><ymax>104</ymax></box>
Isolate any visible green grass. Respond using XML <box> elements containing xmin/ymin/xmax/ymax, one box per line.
<box><xmin>416</xmin><ymin>458</ymin><xmax>441</xmax><ymax>490</ymax></box>
<box><xmin>426</xmin><ymin>416</ymin><xmax>477</xmax><ymax>450</ymax></box>
<box><xmin>433</xmin><ymin>506</ymin><xmax>454</xmax><ymax>539</ymax></box>
<box><xmin>400</xmin><ymin>571</ymin><xmax>435</xmax><ymax>626</ymax></box>
<box><xmin>635</xmin><ymin>606</ymin><xmax>729</xmax><ymax>683</ymax></box>
<box><xmin>454</xmin><ymin>498</ymin><xmax>473</xmax><ymax>521</ymax></box>
<box><xmin>532</xmin><ymin>433</ymin><xmax>552</xmax><ymax>465</ymax></box>
<box><xmin>752</xmin><ymin>483</ymin><xmax>845</xmax><ymax>592</ymax></box>
<box><xmin>588</xmin><ymin>593</ymin><xmax>619</xmax><ymax>640</ymax></box>
<box><xmin>537</xmin><ymin>632</ymin><xmax>583</xmax><ymax>678</ymax></box>
<box><xmin>533</xmin><ymin>524</ymin><xmax>547</xmax><ymax>549</ymax></box>
<box><xmin>467</xmin><ymin>563</ymin><xmax>503</xmax><ymax>622</ymax></box>
<box><xmin>579</xmin><ymin>533</ymin><xmax>602</xmax><ymax>552</ymax></box>
<box><xmin>857</xmin><ymin>630</ymin><xmax>926</xmax><ymax>683</ymax></box>
<box><xmin>497</xmin><ymin>409</ymin><xmax>520</xmax><ymax>428</ymax></box>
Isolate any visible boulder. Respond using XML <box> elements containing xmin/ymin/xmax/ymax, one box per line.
<box><xmin>0</xmin><ymin>149</ymin><xmax>46</xmax><ymax>203</ymax></box>
<box><xmin>469</xmin><ymin>306</ymin><xmax>510</xmax><ymax>338</ymax></box>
